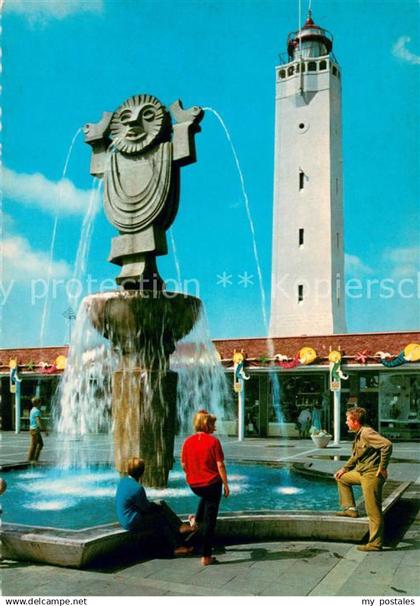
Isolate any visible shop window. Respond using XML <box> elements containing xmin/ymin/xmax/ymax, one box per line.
<box><xmin>379</xmin><ymin>373</ymin><xmax>420</xmax><ymax>440</ymax></box>
<box><xmin>268</xmin><ymin>373</ymin><xmax>329</xmax><ymax>437</ymax></box>
<box><xmin>244</xmin><ymin>375</ymin><xmax>261</xmax><ymax>437</ymax></box>
<box><xmin>340</xmin><ymin>371</ymin><xmax>379</xmax><ymax>434</ymax></box>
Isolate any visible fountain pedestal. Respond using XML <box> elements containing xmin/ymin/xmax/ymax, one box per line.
<box><xmin>112</xmin><ymin>367</ymin><xmax>177</xmax><ymax>486</ymax></box>
<box><xmin>86</xmin><ymin>290</ymin><xmax>200</xmax><ymax>488</ymax></box>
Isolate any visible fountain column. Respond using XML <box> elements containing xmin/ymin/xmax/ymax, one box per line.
<box><xmin>113</xmin><ymin>362</ymin><xmax>178</xmax><ymax>486</ymax></box>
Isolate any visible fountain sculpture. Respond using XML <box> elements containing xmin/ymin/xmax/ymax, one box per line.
<box><xmin>83</xmin><ymin>94</ymin><xmax>204</xmax><ymax>487</ymax></box>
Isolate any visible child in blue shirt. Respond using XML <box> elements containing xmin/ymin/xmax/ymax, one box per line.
<box><xmin>28</xmin><ymin>397</ymin><xmax>48</xmax><ymax>462</ymax></box>
<box><xmin>115</xmin><ymin>457</ymin><xmax>194</xmax><ymax>557</ymax></box>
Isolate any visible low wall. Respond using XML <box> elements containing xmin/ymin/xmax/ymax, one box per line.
<box><xmin>1</xmin><ymin>511</ymin><xmax>370</xmax><ymax>569</ymax></box>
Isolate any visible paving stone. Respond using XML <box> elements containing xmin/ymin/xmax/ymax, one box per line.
<box><xmin>257</xmin><ymin>582</ymin><xmax>309</xmax><ymax>596</ymax></box>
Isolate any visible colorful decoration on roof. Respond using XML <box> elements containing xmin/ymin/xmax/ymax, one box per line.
<box><xmin>9</xmin><ymin>363</ymin><xmax>22</xmax><ymax>394</ymax></box>
<box><xmin>275</xmin><ymin>353</ymin><xmax>300</xmax><ymax>368</ymax></box>
<box><xmin>233</xmin><ymin>350</ymin><xmax>250</xmax><ymax>393</ymax></box>
<box><xmin>274</xmin><ymin>347</ymin><xmax>317</xmax><ymax>368</ymax></box>
<box><xmin>299</xmin><ymin>347</ymin><xmax>317</xmax><ymax>365</ymax></box>
<box><xmin>55</xmin><ymin>355</ymin><xmax>67</xmax><ymax>370</ymax></box>
<box><xmin>376</xmin><ymin>344</ymin><xmax>420</xmax><ymax>367</ymax></box>
<box><xmin>40</xmin><ymin>362</ymin><xmax>58</xmax><ymax>374</ymax></box>
<box><xmin>329</xmin><ymin>350</ymin><xmax>348</xmax><ymax>391</ymax></box>
<box><xmin>404</xmin><ymin>343</ymin><xmax>420</xmax><ymax>362</ymax></box>
<box><xmin>354</xmin><ymin>349</ymin><xmax>370</xmax><ymax>364</ymax></box>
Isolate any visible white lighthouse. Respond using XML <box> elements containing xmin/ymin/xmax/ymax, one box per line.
<box><xmin>269</xmin><ymin>11</ymin><xmax>347</xmax><ymax>337</ymax></box>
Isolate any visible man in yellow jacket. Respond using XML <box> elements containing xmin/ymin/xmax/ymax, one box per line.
<box><xmin>335</xmin><ymin>406</ymin><xmax>392</xmax><ymax>552</ymax></box>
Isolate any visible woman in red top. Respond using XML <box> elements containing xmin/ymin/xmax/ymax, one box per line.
<box><xmin>181</xmin><ymin>410</ymin><xmax>230</xmax><ymax>566</ymax></box>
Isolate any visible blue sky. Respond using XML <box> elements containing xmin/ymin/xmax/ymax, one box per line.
<box><xmin>1</xmin><ymin>0</ymin><xmax>419</xmax><ymax>348</ymax></box>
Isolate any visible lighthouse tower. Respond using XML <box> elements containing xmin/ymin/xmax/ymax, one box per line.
<box><xmin>269</xmin><ymin>11</ymin><xmax>347</xmax><ymax>336</ymax></box>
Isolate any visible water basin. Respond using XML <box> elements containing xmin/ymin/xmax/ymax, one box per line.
<box><xmin>1</xmin><ymin>461</ymin><xmax>351</xmax><ymax>530</ymax></box>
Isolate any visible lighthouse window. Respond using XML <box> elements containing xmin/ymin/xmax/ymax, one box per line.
<box><xmin>308</xmin><ymin>61</ymin><xmax>317</xmax><ymax>72</ymax></box>
<box><xmin>299</xmin><ymin>170</ymin><xmax>305</xmax><ymax>190</ymax></box>
<box><xmin>298</xmin><ymin>284</ymin><xmax>304</xmax><ymax>303</ymax></box>
<box><xmin>299</xmin><ymin>228</ymin><xmax>304</xmax><ymax>246</ymax></box>
<box><xmin>287</xmin><ymin>66</ymin><xmax>294</xmax><ymax>76</ymax></box>
<box><xmin>279</xmin><ymin>69</ymin><xmax>286</xmax><ymax>79</ymax></box>
<box><xmin>319</xmin><ymin>60</ymin><xmax>327</xmax><ymax>70</ymax></box>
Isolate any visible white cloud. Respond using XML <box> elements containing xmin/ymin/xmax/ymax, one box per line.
<box><xmin>384</xmin><ymin>247</ymin><xmax>419</xmax><ymax>265</ymax></box>
<box><xmin>383</xmin><ymin>246</ymin><xmax>419</xmax><ymax>280</ymax></box>
<box><xmin>5</xmin><ymin>0</ymin><xmax>103</xmax><ymax>22</ymax></box>
<box><xmin>2</xmin><ymin>166</ymin><xmax>92</xmax><ymax>216</ymax></box>
<box><xmin>345</xmin><ymin>254</ymin><xmax>374</xmax><ymax>276</ymax></box>
<box><xmin>392</xmin><ymin>36</ymin><xmax>420</xmax><ymax>65</ymax></box>
<box><xmin>1</xmin><ymin>235</ymin><xmax>71</xmax><ymax>280</ymax></box>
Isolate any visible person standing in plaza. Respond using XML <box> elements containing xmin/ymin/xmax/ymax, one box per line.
<box><xmin>27</xmin><ymin>397</ymin><xmax>48</xmax><ymax>463</ymax></box>
<box><xmin>334</xmin><ymin>406</ymin><xmax>392</xmax><ymax>552</ymax></box>
<box><xmin>181</xmin><ymin>410</ymin><xmax>230</xmax><ymax>566</ymax></box>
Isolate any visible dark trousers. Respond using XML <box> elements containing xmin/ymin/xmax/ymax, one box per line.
<box><xmin>136</xmin><ymin>501</ymin><xmax>184</xmax><ymax>557</ymax></box>
<box><xmin>28</xmin><ymin>429</ymin><xmax>44</xmax><ymax>462</ymax></box>
<box><xmin>191</xmin><ymin>481</ymin><xmax>222</xmax><ymax>557</ymax></box>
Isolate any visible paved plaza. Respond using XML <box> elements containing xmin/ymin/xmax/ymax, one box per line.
<box><xmin>1</xmin><ymin>432</ymin><xmax>419</xmax><ymax>597</ymax></box>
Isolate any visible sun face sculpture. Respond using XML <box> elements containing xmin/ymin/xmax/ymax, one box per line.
<box><xmin>110</xmin><ymin>94</ymin><xmax>169</xmax><ymax>154</ymax></box>
<box><xmin>84</xmin><ymin>94</ymin><xmax>203</xmax><ymax>287</ymax></box>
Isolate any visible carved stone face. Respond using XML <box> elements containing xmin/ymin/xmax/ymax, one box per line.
<box><xmin>110</xmin><ymin>94</ymin><xmax>169</xmax><ymax>154</ymax></box>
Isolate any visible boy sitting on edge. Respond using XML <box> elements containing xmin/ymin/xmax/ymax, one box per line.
<box><xmin>115</xmin><ymin>457</ymin><xmax>194</xmax><ymax>557</ymax></box>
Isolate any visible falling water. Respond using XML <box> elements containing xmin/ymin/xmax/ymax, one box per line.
<box><xmin>203</xmin><ymin>107</ymin><xmax>268</xmax><ymax>329</ymax></box>
<box><xmin>53</xmin><ymin>301</ymin><xmax>116</xmax><ymax>468</ymax></box>
<box><xmin>168</xmin><ymin>228</ymin><xmax>182</xmax><ymax>288</ymax></box>
<box><xmin>39</xmin><ymin>127</ymin><xmax>82</xmax><ymax>346</ymax></box>
<box><xmin>203</xmin><ymin>107</ymin><xmax>283</xmax><ymax>424</ymax></box>
<box><xmin>67</xmin><ymin>178</ymin><xmax>102</xmax><ymax>314</ymax></box>
<box><xmin>171</xmin><ymin>307</ymin><xmax>232</xmax><ymax>436</ymax></box>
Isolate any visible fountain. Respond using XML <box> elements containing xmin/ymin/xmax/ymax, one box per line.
<box><xmin>81</xmin><ymin>93</ymin><xmax>204</xmax><ymax>487</ymax></box>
